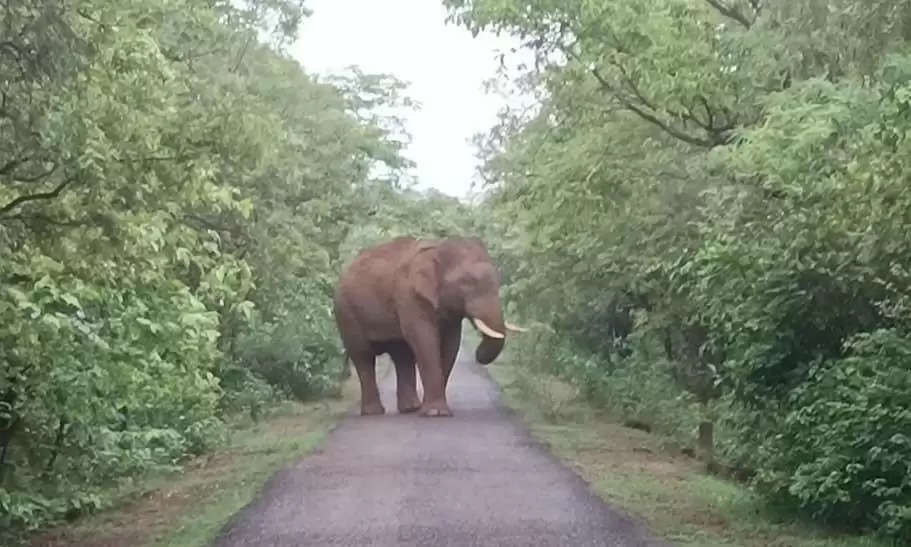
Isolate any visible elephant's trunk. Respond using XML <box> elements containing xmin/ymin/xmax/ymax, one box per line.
<box><xmin>468</xmin><ymin>306</ymin><xmax>507</xmax><ymax>365</ymax></box>
<box><xmin>475</xmin><ymin>332</ymin><xmax>505</xmax><ymax>365</ymax></box>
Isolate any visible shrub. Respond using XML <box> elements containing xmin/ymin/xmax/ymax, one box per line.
<box><xmin>508</xmin><ymin>331</ymin><xmax>702</xmax><ymax>445</ymax></box>
<box><xmin>217</xmin><ymin>365</ymin><xmax>280</xmax><ymax>420</ymax></box>
<box><xmin>235</xmin><ymin>300</ymin><xmax>345</xmax><ymax>401</ymax></box>
<box><xmin>752</xmin><ymin>329</ymin><xmax>911</xmax><ymax>537</ymax></box>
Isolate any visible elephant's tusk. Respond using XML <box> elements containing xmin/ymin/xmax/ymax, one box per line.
<box><xmin>473</xmin><ymin>318</ymin><xmax>505</xmax><ymax>339</ymax></box>
<box><xmin>505</xmin><ymin>321</ymin><xmax>527</xmax><ymax>333</ymax></box>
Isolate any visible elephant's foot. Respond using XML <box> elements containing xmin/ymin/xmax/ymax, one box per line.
<box><xmin>398</xmin><ymin>401</ymin><xmax>422</xmax><ymax>414</ymax></box>
<box><xmin>397</xmin><ymin>392</ymin><xmax>422</xmax><ymax>414</ymax></box>
<box><xmin>419</xmin><ymin>400</ymin><xmax>452</xmax><ymax>418</ymax></box>
<box><xmin>360</xmin><ymin>401</ymin><xmax>386</xmax><ymax>416</ymax></box>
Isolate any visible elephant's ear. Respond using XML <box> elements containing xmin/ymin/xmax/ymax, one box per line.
<box><xmin>408</xmin><ymin>247</ymin><xmax>440</xmax><ymax>312</ymax></box>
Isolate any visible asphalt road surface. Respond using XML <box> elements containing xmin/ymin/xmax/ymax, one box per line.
<box><xmin>215</xmin><ymin>349</ymin><xmax>668</xmax><ymax>547</ymax></box>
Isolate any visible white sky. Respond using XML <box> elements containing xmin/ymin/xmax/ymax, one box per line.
<box><xmin>292</xmin><ymin>0</ymin><xmax>521</xmax><ymax>198</ymax></box>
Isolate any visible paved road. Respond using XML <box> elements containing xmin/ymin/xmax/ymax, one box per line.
<box><xmin>215</xmin><ymin>348</ymin><xmax>667</xmax><ymax>547</ymax></box>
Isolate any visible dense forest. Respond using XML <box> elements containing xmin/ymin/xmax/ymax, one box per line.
<box><xmin>3</xmin><ymin>0</ymin><xmax>911</xmax><ymax>543</ymax></box>
<box><xmin>445</xmin><ymin>0</ymin><xmax>911</xmax><ymax>540</ymax></box>
<box><xmin>0</xmin><ymin>0</ymin><xmax>475</xmax><ymax>534</ymax></box>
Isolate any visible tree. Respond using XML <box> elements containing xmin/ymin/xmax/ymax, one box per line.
<box><xmin>0</xmin><ymin>0</ymin><xmax>415</xmax><ymax>534</ymax></box>
<box><xmin>445</xmin><ymin>0</ymin><xmax>911</xmax><ymax>538</ymax></box>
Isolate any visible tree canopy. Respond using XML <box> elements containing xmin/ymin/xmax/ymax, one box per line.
<box><xmin>4</xmin><ymin>0</ymin><xmax>911</xmax><ymax>541</ymax></box>
<box><xmin>0</xmin><ymin>0</ymin><xmax>447</xmax><ymax>533</ymax></box>
<box><xmin>445</xmin><ymin>0</ymin><xmax>911</xmax><ymax>539</ymax></box>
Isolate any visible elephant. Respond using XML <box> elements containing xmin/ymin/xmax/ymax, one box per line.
<box><xmin>333</xmin><ymin>236</ymin><xmax>525</xmax><ymax>417</ymax></box>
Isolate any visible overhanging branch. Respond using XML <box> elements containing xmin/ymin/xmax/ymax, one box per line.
<box><xmin>0</xmin><ymin>176</ymin><xmax>77</xmax><ymax>216</ymax></box>
<box><xmin>0</xmin><ymin>156</ymin><xmax>31</xmax><ymax>176</ymax></box>
<box><xmin>704</xmin><ymin>0</ymin><xmax>754</xmax><ymax>29</ymax></box>
<box><xmin>0</xmin><ymin>212</ymin><xmax>92</xmax><ymax>227</ymax></box>
<box><xmin>620</xmin><ymin>99</ymin><xmax>716</xmax><ymax>147</ymax></box>
<box><xmin>7</xmin><ymin>163</ymin><xmax>58</xmax><ymax>183</ymax></box>
<box><xmin>560</xmin><ymin>42</ymin><xmax>734</xmax><ymax>148</ymax></box>
<box><xmin>583</xmin><ymin>59</ymin><xmax>717</xmax><ymax>148</ymax></box>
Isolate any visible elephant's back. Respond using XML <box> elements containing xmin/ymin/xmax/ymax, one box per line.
<box><xmin>335</xmin><ymin>236</ymin><xmax>419</xmax><ymax>306</ymax></box>
<box><xmin>335</xmin><ymin>238</ymin><xmax>419</xmax><ymax>341</ymax></box>
<box><xmin>340</xmin><ymin>237</ymin><xmax>418</xmax><ymax>280</ymax></box>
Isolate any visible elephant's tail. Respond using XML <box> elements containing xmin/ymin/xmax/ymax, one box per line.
<box><xmin>340</xmin><ymin>351</ymin><xmax>352</xmax><ymax>379</ymax></box>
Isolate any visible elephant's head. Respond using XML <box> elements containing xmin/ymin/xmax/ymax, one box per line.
<box><xmin>409</xmin><ymin>237</ymin><xmax>525</xmax><ymax>365</ymax></box>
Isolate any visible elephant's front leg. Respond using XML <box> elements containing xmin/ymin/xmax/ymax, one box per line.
<box><xmin>402</xmin><ymin>321</ymin><xmax>450</xmax><ymax>417</ymax></box>
<box><xmin>440</xmin><ymin>321</ymin><xmax>463</xmax><ymax>389</ymax></box>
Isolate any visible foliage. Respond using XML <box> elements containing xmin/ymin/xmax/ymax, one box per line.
<box><xmin>446</xmin><ymin>0</ymin><xmax>911</xmax><ymax>539</ymax></box>
<box><xmin>338</xmin><ymin>184</ymin><xmax>478</xmax><ymax>265</ymax></box>
<box><xmin>488</xmin><ymin>360</ymin><xmax>891</xmax><ymax>547</ymax></box>
<box><xmin>506</xmin><ymin>330</ymin><xmax>702</xmax><ymax>438</ymax></box>
<box><xmin>235</xmin><ymin>295</ymin><xmax>346</xmax><ymax>402</ymax></box>
<box><xmin>752</xmin><ymin>329</ymin><xmax>911</xmax><ymax>537</ymax></box>
<box><xmin>0</xmin><ymin>0</ymin><xmax>417</xmax><ymax>536</ymax></box>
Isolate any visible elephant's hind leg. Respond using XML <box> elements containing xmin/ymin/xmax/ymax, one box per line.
<box><xmin>351</xmin><ymin>351</ymin><xmax>384</xmax><ymax>416</ymax></box>
<box><xmin>388</xmin><ymin>343</ymin><xmax>421</xmax><ymax>413</ymax></box>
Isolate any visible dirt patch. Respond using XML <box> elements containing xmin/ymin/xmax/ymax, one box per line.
<box><xmin>31</xmin><ymin>488</ymin><xmax>197</xmax><ymax>547</ymax></box>
<box><xmin>30</xmin><ymin>446</ymin><xmax>247</xmax><ymax>547</ymax></box>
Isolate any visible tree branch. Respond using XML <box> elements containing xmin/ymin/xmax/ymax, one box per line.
<box><xmin>184</xmin><ymin>213</ymin><xmax>233</xmax><ymax>233</ymax></box>
<box><xmin>607</xmin><ymin>54</ymin><xmax>737</xmax><ymax>146</ymax></box>
<box><xmin>0</xmin><ymin>40</ymin><xmax>27</xmax><ymax>76</ymax></box>
<box><xmin>231</xmin><ymin>35</ymin><xmax>253</xmax><ymax>73</ymax></box>
<box><xmin>43</xmin><ymin>416</ymin><xmax>67</xmax><ymax>475</ymax></box>
<box><xmin>0</xmin><ymin>212</ymin><xmax>91</xmax><ymax>227</ymax></box>
<box><xmin>704</xmin><ymin>0</ymin><xmax>754</xmax><ymax>29</ymax></box>
<box><xmin>0</xmin><ymin>176</ymin><xmax>77</xmax><ymax>216</ymax></box>
<box><xmin>587</xmin><ymin>61</ymin><xmax>718</xmax><ymax>148</ymax></box>
<box><xmin>698</xmin><ymin>95</ymin><xmax>715</xmax><ymax>129</ymax></box>
<box><xmin>621</xmin><ymin>99</ymin><xmax>716</xmax><ymax>147</ymax></box>
<box><xmin>0</xmin><ymin>41</ymin><xmax>23</xmax><ymax>59</ymax></box>
<box><xmin>76</xmin><ymin>9</ymin><xmax>107</xmax><ymax>29</ymax></box>
<box><xmin>0</xmin><ymin>155</ymin><xmax>30</xmax><ymax>176</ymax></box>
<box><xmin>8</xmin><ymin>163</ymin><xmax>57</xmax><ymax>183</ymax></box>
<box><xmin>558</xmin><ymin>44</ymin><xmax>720</xmax><ymax>147</ymax></box>
<box><xmin>117</xmin><ymin>153</ymin><xmax>196</xmax><ymax>164</ymax></box>
<box><xmin>161</xmin><ymin>47</ymin><xmax>225</xmax><ymax>64</ymax></box>
<box><xmin>614</xmin><ymin>59</ymin><xmax>736</xmax><ymax>142</ymax></box>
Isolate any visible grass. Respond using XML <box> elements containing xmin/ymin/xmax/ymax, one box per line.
<box><xmin>28</xmin><ymin>363</ymin><xmax>372</xmax><ymax>547</ymax></box>
<box><xmin>487</xmin><ymin>362</ymin><xmax>890</xmax><ymax>547</ymax></box>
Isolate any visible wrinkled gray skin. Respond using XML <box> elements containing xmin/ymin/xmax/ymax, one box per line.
<box><xmin>333</xmin><ymin>236</ymin><xmax>517</xmax><ymax>417</ymax></box>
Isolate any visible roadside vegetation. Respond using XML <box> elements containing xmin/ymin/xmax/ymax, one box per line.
<box><xmin>489</xmin><ymin>349</ymin><xmax>890</xmax><ymax>546</ymax></box>
<box><xmin>0</xmin><ymin>0</ymin><xmax>472</xmax><ymax>542</ymax></box>
<box><xmin>4</xmin><ymin>1</ymin><xmax>911</xmax><ymax>545</ymax></box>
<box><xmin>445</xmin><ymin>0</ymin><xmax>911</xmax><ymax>542</ymax></box>
<box><xmin>28</xmin><ymin>372</ymin><xmax>361</xmax><ymax>547</ymax></box>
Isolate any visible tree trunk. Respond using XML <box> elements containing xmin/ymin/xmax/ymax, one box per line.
<box><xmin>44</xmin><ymin>416</ymin><xmax>67</xmax><ymax>476</ymax></box>
<box><xmin>0</xmin><ymin>426</ymin><xmax>12</xmax><ymax>483</ymax></box>
<box><xmin>698</xmin><ymin>420</ymin><xmax>714</xmax><ymax>463</ymax></box>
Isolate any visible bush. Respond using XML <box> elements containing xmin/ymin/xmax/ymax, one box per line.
<box><xmin>217</xmin><ymin>365</ymin><xmax>280</xmax><ymax>420</ymax></box>
<box><xmin>509</xmin><ymin>331</ymin><xmax>702</xmax><ymax>444</ymax></box>
<box><xmin>750</xmin><ymin>329</ymin><xmax>911</xmax><ymax>537</ymax></box>
<box><xmin>235</xmin><ymin>299</ymin><xmax>345</xmax><ymax>401</ymax></box>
